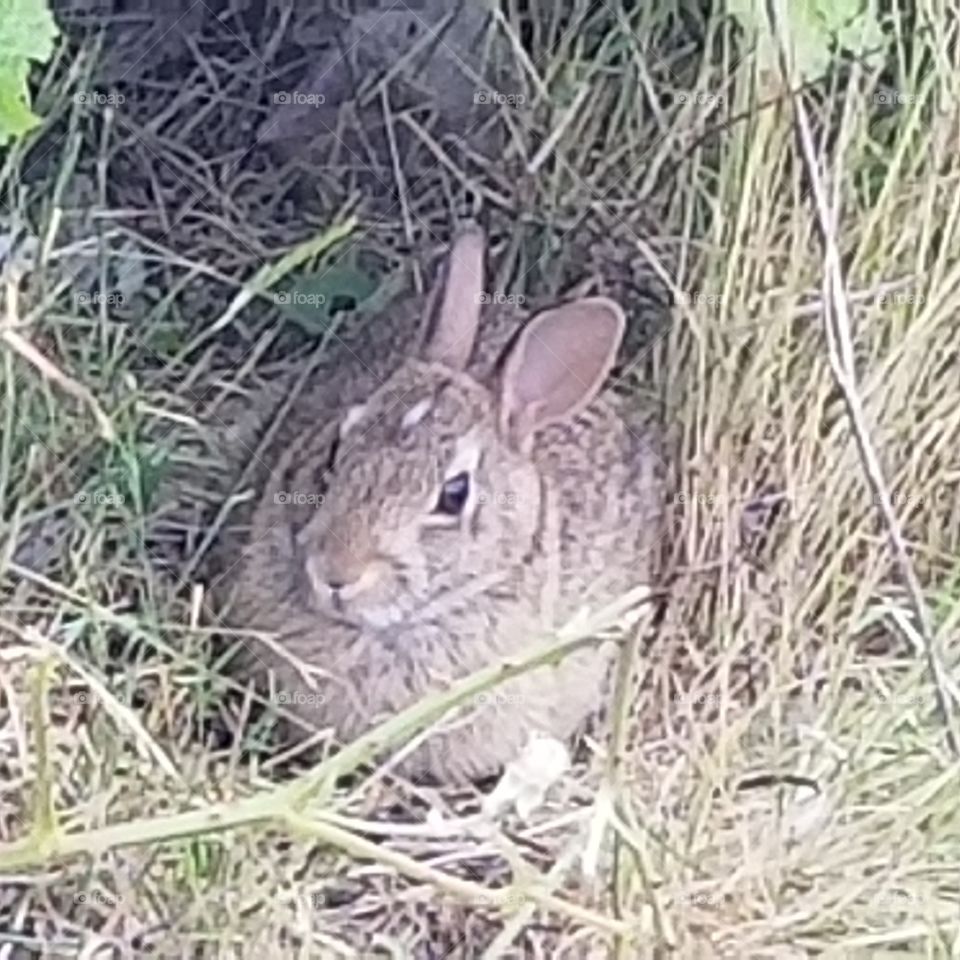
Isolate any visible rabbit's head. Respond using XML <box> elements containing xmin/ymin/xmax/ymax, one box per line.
<box><xmin>295</xmin><ymin>226</ymin><xmax>627</xmax><ymax>633</ymax></box>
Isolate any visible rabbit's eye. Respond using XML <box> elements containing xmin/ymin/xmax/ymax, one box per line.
<box><xmin>434</xmin><ymin>471</ymin><xmax>470</xmax><ymax>517</ymax></box>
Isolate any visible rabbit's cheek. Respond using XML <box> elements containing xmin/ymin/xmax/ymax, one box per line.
<box><xmin>496</xmin><ymin>463</ymin><xmax>542</xmax><ymax>541</ymax></box>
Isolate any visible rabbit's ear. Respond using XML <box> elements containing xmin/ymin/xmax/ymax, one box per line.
<box><xmin>499</xmin><ymin>297</ymin><xmax>625</xmax><ymax>447</ymax></box>
<box><xmin>423</xmin><ymin>223</ymin><xmax>485</xmax><ymax>371</ymax></box>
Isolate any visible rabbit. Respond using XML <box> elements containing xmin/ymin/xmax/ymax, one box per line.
<box><xmin>221</xmin><ymin>224</ymin><xmax>665</xmax><ymax>781</ymax></box>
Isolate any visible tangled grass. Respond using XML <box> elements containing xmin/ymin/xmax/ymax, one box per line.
<box><xmin>1</xmin><ymin>2</ymin><xmax>959</xmax><ymax>957</ymax></box>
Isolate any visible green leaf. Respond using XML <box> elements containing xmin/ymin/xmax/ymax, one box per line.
<box><xmin>0</xmin><ymin>59</ymin><xmax>39</xmax><ymax>140</ymax></box>
<box><xmin>278</xmin><ymin>263</ymin><xmax>380</xmax><ymax>335</ymax></box>
<box><xmin>0</xmin><ymin>0</ymin><xmax>59</xmax><ymax>61</ymax></box>
<box><xmin>728</xmin><ymin>0</ymin><xmax>885</xmax><ymax>82</ymax></box>
<box><xmin>0</xmin><ymin>0</ymin><xmax>60</xmax><ymax>145</ymax></box>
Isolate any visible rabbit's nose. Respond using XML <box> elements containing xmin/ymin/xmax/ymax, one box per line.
<box><xmin>319</xmin><ymin>548</ymin><xmax>373</xmax><ymax>599</ymax></box>
<box><xmin>306</xmin><ymin>554</ymin><xmax>372</xmax><ymax>612</ymax></box>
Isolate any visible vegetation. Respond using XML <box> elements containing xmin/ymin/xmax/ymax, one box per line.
<box><xmin>1</xmin><ymin>1</ymin><xmax>958</xmax><ymax>956</ymax></box>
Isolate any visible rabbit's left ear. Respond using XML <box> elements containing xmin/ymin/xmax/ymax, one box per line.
<box><xmin>498</xmin><ymin>297</ymin><xmax>625</xmax><ymax>448</ymax></box>
<box><xmin>423</xmin><ymin>223</ymin><xmax>485</xmax><ymax>371</ymax></box>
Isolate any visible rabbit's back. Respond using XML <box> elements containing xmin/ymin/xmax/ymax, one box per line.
<box><xmin>535</xmin><ymin>400</ymin><xmax>663</xmax><ymax>616</ymax></box>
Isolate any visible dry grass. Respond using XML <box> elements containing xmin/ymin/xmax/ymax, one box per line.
<box><xmin>2</xmin><ymin>2</ymin><xmax>960</xmax><ymax>957</ymax></box>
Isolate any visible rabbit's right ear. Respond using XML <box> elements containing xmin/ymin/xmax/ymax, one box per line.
<box><xmin>423</xmin><ymin>223</ymin><xmax>485</xmax><ymax>371</ymax></box>
<box><xmin>498</xmin><ymin>297</ymin><xmax>625</xmax><ymax>450</ymax></box>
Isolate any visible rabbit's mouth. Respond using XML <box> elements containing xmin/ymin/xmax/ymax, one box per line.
<box><xmin>303</xmin><ymin>546</ymin><xmax>436</xmax><ymax>631</ymax></box>
<box><xmin>312</xmin><ymin>573</ymin><xmax>422</xmax><ymax>631</ymax></box>
<box><xmin>348</xmin><ymin>601</ymin><xmax>411</xmax><ymax>630</ymax></box>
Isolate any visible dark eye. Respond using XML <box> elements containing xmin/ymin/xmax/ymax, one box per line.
<box><xmin>434</xmin><ymin>471</ymin><xmax>470</xmax><ymax>516</ymax></box>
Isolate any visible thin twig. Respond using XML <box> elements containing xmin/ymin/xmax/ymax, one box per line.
<box><xmin>285</xmin><ymin>812</ymin><xmax>631</xmax><ymax>938</ymax></box>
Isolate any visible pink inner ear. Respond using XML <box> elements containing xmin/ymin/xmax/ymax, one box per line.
<box><xmin>501</xmin><ymin>297</ymin><xmax>625</xmax><ymax>442</ymax></box>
